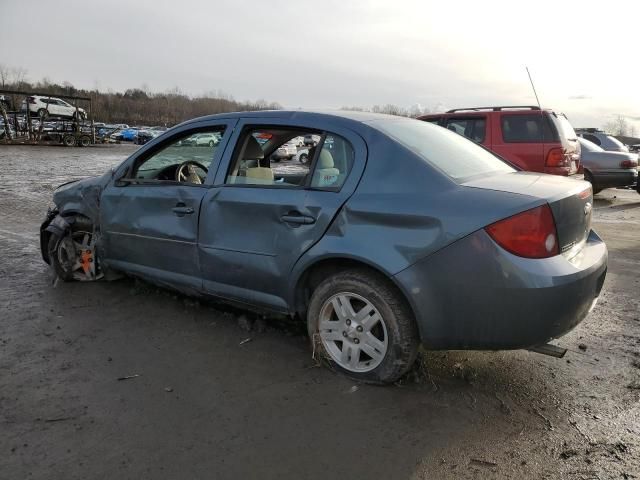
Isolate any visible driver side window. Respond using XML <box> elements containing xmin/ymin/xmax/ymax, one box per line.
<box><xmin>130</xmin><ymin>128</ymin><xmax>225</xmax><ymax>184</ymax></box>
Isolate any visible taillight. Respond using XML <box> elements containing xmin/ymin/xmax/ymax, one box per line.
<box><xmin>485</xmin><ymin>204</ymin><xmax>559</xmax><ymax>259</ymax></box>
<box><xmin>545</xmin><ymin>147</ymin><xmax>568</xmax><ymax>167</ymax></box>
<box><xmin>621</xmin><ymin>159</ymin><xmax>638</xmax><ymax>169</ymax></box>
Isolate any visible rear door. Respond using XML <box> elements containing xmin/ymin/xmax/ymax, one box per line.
<box><xmin>198</xmin><ymin>118</ymin><xmax>367</xmax><ymax>312</ymax></box>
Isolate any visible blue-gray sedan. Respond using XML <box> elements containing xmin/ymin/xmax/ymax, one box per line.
<box><xmin>40</xmin><ymin>110</ymin><xmax>607</xmax><ymax>383</ymax></box>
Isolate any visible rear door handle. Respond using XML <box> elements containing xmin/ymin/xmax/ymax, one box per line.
<box><xmin>280</xmin><ymin>213</ymin><xmax>316</xmax><ymax>225</ymax></box>
<box><xmin>172</xmin><ymin>204</ymin><xmax>194</xmax><ymax>216</ymax></box>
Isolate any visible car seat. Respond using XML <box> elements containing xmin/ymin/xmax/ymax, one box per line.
<box><xmin>312</xmin><ymin>150</ymin><xmax>340</xmax><ymax>187</ymax></box>
<box><xmin>243</xmin><ymin>136</ymin><xmax>274</xmax><ymax>182</ymax></box>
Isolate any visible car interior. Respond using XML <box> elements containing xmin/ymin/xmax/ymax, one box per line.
<box><xmin>225</xmin><ymin>127</ymin><xmax>353</xmax><ymax>189</ymax></box>
<box><xmin>126</xmin><ymin>126</ymin><xmax>354</xmax><ymax>189</ymax></box>
<box><xmin>129</xmin><ymin>129</ymin><xmax>225</xmax><ymax>184</ymax></box>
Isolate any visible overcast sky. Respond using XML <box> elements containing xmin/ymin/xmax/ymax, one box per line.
<box><xmin>1</xmin><ymin>0</ymin><xmax>638</xmax><ymax>129</ymax></box>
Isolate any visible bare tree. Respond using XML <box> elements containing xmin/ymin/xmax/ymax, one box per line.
<box><xmin>0</xmin><ymin>64</ymin><xmax>10</xmax><ymax>88</ymax></box>
<box><xmin>603</xmin><ymin>115</ymin><xmax>630</xmax><ymax>136</ymax></box>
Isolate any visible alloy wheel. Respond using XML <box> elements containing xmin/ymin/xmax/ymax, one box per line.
<box><xmin>318</xmin><ymin>292</ymin><xmax>388</xmax><ymax>372</ymax></box>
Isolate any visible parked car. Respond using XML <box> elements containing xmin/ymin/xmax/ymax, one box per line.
<box><xmin>21</xmin><ymin>95</ymin><xmax>87</xmax><ymax>120</ymax></box>
<box><xmin>271</xmin><ymin>141</ymin><xmax>297</xmax><ymax>161</ymax></box>
<box><xmin>578</xmin><ymin>138</ymin><xmax>638</xmax><ymax>193</ymax></box>
<box><xmin>419</xmin><ymin>106</ymin><xmax>580</xmax><ymax>176</ymax></box>
<box><xmin>194</xmin><ymin>132</ymin><xmax>220</xmax><ymax>147</ymax></box>
<box><xmin>40</xmin><ymin>111</ymin><xmax>606</xmax><ymax>384</ymax></box>
<box><xmin>0</xmin><ymin>95</ymin><xmax>12</xmax><ymax>110</ymax></box>
<box><xmin>304</xmin><ymin>134</ymin><xmax>320</xmax><ymax>147</ymax></box>
<box><xmin>576</xmin><ymin>129</ymin><xmax>629</xmax><ymax>152</ymax></box>
<box><xmin>295</xmin><ymin>148</ymin><xmax>310</xmax><ymax>164</ymax></box>
<box><xmin>112</xmin><ymin>127</ymin><xmax>139</xmax><ymax>142</ymax></box>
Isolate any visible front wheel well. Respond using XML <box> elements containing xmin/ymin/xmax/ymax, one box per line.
<box><xmin>293</xmin><ymin>258</ymin><xmax>415</xmax><ymax>321</ymax></box>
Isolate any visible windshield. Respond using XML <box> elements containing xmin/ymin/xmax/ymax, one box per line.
<box><xmin>369</xmin><ymin>118</ymin><xmax>515</xmax><ymax>182</ymax></box>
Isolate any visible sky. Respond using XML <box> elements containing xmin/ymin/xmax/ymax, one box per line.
<box><xmin>1</xmin><ymin>0</ymin><xmax>639</xmax><ymax>130</ymax></box>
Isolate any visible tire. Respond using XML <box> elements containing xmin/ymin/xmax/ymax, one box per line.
<box><xmin>47</xmin><ymin>217</ymin><xmax>103</xmax><ymax>282</ymax></box>
<box><xmin>37</xmin><ymin>108</ymin><xmax>49</xmax><ymax>119</ymax></box>
<box><xmin>299</xmin><ymin>153</ymin><xmax>309</xmax><ymax>165</ymax></box>
<box><xmin>62</xmin><ymin>135</ymin><xmax>76</xmax><ymax>147</ymax></box>
<box><xmin>584</xmin><ymin>171</ymin><xmax>600</xmax><ymax>194</ymax></box>
<box><xmin>209</xmin><ymin>140</ymin><xmax>214</xmax><ymax>147</ymax></box>
<box><xmin>78</xmin><ymin>136</ymin><xmax>90</xmax><ymax>147</ymax></box>
<box><xmin>307</xmin><ymin>269</ymin><xmax>419</xmax><ymax>384</ymax></box>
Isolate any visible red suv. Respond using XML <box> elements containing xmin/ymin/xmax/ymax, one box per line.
<box><xmin>418</xmin><ymin>106</ymin><xmax>580</xmax><ymax>176</ymax></box>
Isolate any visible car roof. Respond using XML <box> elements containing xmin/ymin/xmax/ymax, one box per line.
<box><xmin>178</xmin><ymin>109</ymin><xmax>402</xmax><ymax>130</ymax></box>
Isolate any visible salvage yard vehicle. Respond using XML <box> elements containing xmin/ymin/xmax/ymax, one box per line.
<box><xmin>21</xmin><ymin>95</ymin><xmax>87</xmax><ymax>120</ymax></box>
<box><xmin>578</xmin><ymin>138</ymin><xmax>638</xmax><ymax>194</ymax></box>
<box><xmin>40</xmin><ymin>111</ymin><xmax>607</xmax><ymax>384</ymax></box>
<box><xmin>576</xmin><ymin>128</ymin><xmax>630</xmax><ymax>153</ymax></box>
<box><xmin>419</xmin><ymin>106</ymin><xmax>581</xmax><ymax>176</ymax></box>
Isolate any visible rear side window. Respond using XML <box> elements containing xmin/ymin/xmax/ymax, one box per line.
<box><xmin>583</xmin><ymin>134</ymin><xmax>601</xmax><ymax>146</ymax></box>
<box><xmin>444</xmin><ymin>117</ymin><xmax>486</xmax><ymax>143</ymax></box>
<box><xmin>501</xmin><ymin>114</ymin><xmax>557</xmax><ymax>143</ymax></box>
<box><xmin>371</xmin><ymin>118</ymin><xmax>515</xmax><ymax>183</ymax></box>
<box><xmin>310</xmin><ymin>134</ymin><xmax>354</xmax><ymax>190</ymax></box>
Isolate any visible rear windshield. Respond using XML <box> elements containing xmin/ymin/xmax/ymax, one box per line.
<box><xmin>369</xmin><ymin>118</ymin><xmax>515</xmax><ymax>182</ymax></box>
<box><xmin>578</xmin><ymin>137</ymin><xmax>604</xmax><ymax>152</ymax></box>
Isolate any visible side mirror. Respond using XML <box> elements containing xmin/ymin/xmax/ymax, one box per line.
<box><xmin>114</xmin><ymin>167</ymin><xmax>132</xmax><ymax>187</ymax></box>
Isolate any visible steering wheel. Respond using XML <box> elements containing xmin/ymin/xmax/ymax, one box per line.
<box><xmin>175</xmin><ymin>160</ymin><xmax>208</xmax><ymax>184</ymax></box>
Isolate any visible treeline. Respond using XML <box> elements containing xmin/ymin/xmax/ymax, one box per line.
<box><xmin>0</xmin><ymin>65</ymin><xmax>281</xmax><ymax>126</ymax></box>
<box><xmin>341</xmin><ymin>104</ymin><xmax>430</xmax><ymax>118</ymax></box>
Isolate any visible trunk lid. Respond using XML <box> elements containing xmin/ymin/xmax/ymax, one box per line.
<box><xmin>464</xmin><ymin>172</ymin><xmax>593</xmax><ymax>255</ymax></box>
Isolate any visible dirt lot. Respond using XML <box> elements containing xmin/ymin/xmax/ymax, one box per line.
<box><xmin>1</xmin><ymin>144</ymin><xmax>639</xmax><ymax>479</ymax></box>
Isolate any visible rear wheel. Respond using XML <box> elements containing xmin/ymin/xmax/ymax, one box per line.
<box><xmin>307</xmin><ymin>269</ymin><xmax>419</xmax><ymax>384</ymax></box>
<box><xmin>63</xmin><ymin>135</ymin><xmax>76</xmax><ymax>147</ymax></box>
<box><xmin>299</xmin><ymin>153</ymin><xmax>309</xmax><ymax>164</ymax></box>
<box><xmin>78</xmin><ymin>135</ymin><xmax>90</xmax><ymax>147</ymax></box>
<box><xmin>48</xmin><ymin>217</ymin><xmax>103</xmax><ymax>282</ymax></box>
<box><xmin>584</xmin><ymin>171</ymin><xmax>600</xmax><ymax>194</ymax></box>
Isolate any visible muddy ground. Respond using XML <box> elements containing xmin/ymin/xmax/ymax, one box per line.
<box><xmin>0</xmin><ymin>144</ymin><xmax>638</xmax><ymax>479</ymax></box>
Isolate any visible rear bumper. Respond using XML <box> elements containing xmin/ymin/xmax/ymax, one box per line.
<box><xmin>591</xmin><ymin>170</ymin><xmax>637</xmax><ymax>189</ymax></box>
<box><xmin>394</xmin><ymin>228</ymin><xmax>607</xmax><ymax>350</ymax></box>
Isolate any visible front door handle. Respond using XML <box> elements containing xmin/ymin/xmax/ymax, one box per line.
<box><xmin>172</xmin><ymin>204</ymin><xmax>194</xmax><ymax>216</ymax></box>
<box><xmin>280</xmin><ymin>213</ymin><xmax>316</xmax><ymax>225</ymax></box>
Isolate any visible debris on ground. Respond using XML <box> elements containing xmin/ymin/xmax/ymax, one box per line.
<box><xmin>239</xmin><ymin>338</ymin><xmax>252</xmax><ymax>346</ymax></box>
<box><xmin>578</xmin><ymin>343</ymin><xmax>588</xmax><ymax>351</ymax></box>
<box><xmin>44</xmin><ymin>416</ymin><xmax>76</xmax><ymax>423</ymax></box>
<box><xmin>560</xmin><ymin>449</ymin><xmax>578</xmax><ymax>459</ymax></box>
<box><xmin>117</xmin><ymin>374</ymin><xmax>140</xmax><ymax>381</ymax></box>
<box><xmin>164</xmin><ymin>387</ymin><xmax>173</xmax><ymax>393</ymax></box>
<box><xmin>346</xmin><ymin>385</ymin><xmax>359</xmax><ymax>394</ymax></box>
<box><xmin>470</xmin><ymin>458</ymin><xmax>498</xmax><ymax>468</ymax></box>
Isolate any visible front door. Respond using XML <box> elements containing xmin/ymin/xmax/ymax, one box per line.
<box><xmin>198</xmin><ymin>120</ymin><xmax>366</xmax><ymax>311</ymax></box>
<box><xmin>100</xmin><ymin>121</ymin><xmax>234</xmax><ymax>290</ymax></box>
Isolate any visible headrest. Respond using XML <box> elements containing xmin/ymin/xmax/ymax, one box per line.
<box><xmin>243</xmin><ymin>136</ymin><xmax>264</xmax><ymax>160</ymax></box>
<box><xmin>317</xmin><ymin>149</ymin><xmax>334</xmax><ymax>169</ymax></box>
